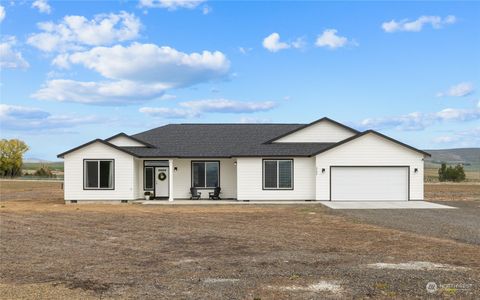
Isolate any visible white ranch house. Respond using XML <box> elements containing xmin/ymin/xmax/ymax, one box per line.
<box><xmin>58</xmin><ymin>117</ymin><xmax>430</xmax><ymax>203</ymax></box>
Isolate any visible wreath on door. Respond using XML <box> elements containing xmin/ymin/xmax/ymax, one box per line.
<box><xmin>158</xmin><ymin>172</ymin><xmax>167</xmax><ymax>181</ymax></box>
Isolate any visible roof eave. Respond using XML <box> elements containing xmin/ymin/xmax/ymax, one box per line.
<box><xmin>57</xmin><ymin>139</ymin><xmax>139</xmax><ymax>158</ymax></box>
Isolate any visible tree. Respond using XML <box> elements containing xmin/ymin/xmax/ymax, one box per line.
<box><xmin>0</xmin><ymin>139</ymin><xmax>29</xmax><ymax>177</ymax></box>
<box><xmin>438</xmin><ymin>163</ymin><xmax>447</xmax><ymax>182</ymax></box>
<box><xmin>438</xmin><ymin>162</ymin><xmax>466</xmax><ymax>182</ymax></box>
<box><xmin>453</xmin><ymin>164</ymin><xmax>466</xmax><ymax>182</ymax></box>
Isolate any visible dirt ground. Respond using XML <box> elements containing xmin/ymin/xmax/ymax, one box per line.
<box><xmin>0</xmin><ymin>181</ymin><xmax>479</xmax><ymax>299</ymax></box>
<box><xmin>425</xmin><ymin>182</ymin><xmax>480</xmax><ymax>201</ymax></box>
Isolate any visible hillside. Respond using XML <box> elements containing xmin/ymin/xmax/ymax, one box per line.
<box><xmin>424</xmin><ymin>148</ymin><xmax>480</xmax><ymax>182</ymax></box>
<box><xmin>425</xmin><ymin>148</ymin><xmax>480</xmax><ymax>169</ymax></box>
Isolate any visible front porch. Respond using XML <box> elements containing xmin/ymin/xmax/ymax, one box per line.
<box><xmin>134</xmin><ymin>158</ymin><xmax>237</xmax><ymax>201</ymax></box>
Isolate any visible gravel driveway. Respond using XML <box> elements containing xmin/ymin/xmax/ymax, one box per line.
<box><xmin>329</xmin><ymin>201</ymin><xmax>480</xmax><ymax>245</ymax></box>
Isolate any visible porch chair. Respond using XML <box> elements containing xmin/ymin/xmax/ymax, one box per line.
<box><xmin>209</xmin><ymin>187</ymin><xmax>221</xmax><ymax>200</ymax></box>
<box><xmin>190</xmin><ymin>187</ymin><xmax>201</xmax><ymax>200</ymax></box>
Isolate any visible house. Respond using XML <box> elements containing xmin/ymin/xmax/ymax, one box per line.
<box><xmin>57</xmin><ymin>117</ymin><xmax>430</xmax><ymax>203</ymax></box>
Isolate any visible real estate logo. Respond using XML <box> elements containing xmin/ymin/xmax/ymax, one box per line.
<box><xmin>426</xmin><ymin>282</ymin><xmax>438</xmax><ymax>294</ymax></box>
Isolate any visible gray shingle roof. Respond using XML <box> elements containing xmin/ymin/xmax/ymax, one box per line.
<box><xmin>57</xmin><ymin>119</ymin><xmax>429</xmax><ymax>158</ymax></box>
<box><xmin>127</xmin><ymin>124</ymin><xmax>335</xmax><ymax>157</ymax></box>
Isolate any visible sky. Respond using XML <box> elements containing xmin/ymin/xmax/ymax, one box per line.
<box><xmin>0</xmin><ymin>0</ymin><xmax>479</xmax><ymax>160</ymax></box>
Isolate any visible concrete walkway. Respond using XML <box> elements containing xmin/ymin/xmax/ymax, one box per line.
<box><xmin>318</xmin><ymin>201</ymin><xmax>455</xmax><ymax>210</ymax></box>
<box><xmin>136</xmin><ymin>200</ymin><xmax>455</xmax><ymax>209</ymax></box>
<box><xmin>136</xmin><ymin>200</ymin><xmax>320</xmax><ymax>205</ymax></box>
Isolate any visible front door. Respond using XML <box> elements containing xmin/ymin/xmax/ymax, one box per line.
<box><xmin>155</xmin><ymin>167</ymin><xmax>169</xmax><ymax>198</ymax></box>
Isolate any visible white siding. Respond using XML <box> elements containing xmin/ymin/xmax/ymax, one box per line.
<box><xmin>274</xmin><ymin>120</ymin><xmax>355</xmax><ymax>143</ymax></box>
<box><xmin>136</xmin><ymin>158</ymin><xmax>237</xmax><ymax>199</ymax></box>
<box><xmin>236</xmin><ymin>157</ymin><xmax>316</xmax><ymax>200</ymax></box>
<box><xmin>315</xmin><ymin>133</ymin><xmax>425</xmax><ymax>201</ymax></box>
<box><xmin>108</xmin><ymin>135</ymin><xmax>146</xmax><ymax>147</ymax></box>
<box><xmin>63</xmin><ymin>142</ymin><xmax>136</xmax><ymax>201</ymax></box>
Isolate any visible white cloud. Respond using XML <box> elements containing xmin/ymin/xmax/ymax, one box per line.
<box><xmin>0</xmin><ymin>104</ymin><xmax>98</xmax><ymax>131</ymax></box>
<box><xmin>0</xmin><ymin>5</ymin><xmax>5</xmax><ymax>23</ymax></box>
<box><xmin>32</xmin><ymin>0</ymin><xmax>51</xmax><ymax>14</ymax></box>
<box><xmin>32</xmin><ymin>79</ymin><xmax>167</xmax><ymax>105</ymax></box>
<box><xmin>140</xmin><ymin>98</ymin><xmax>277</xmax><ymax>119</ymax></box>
<box><xmin>359</xmin><ymin>107</ymin><xmax>480</xmax><ymax>131</ymax></box>
<box><xmin>27</xmin><ymin>11</ymin><xmax>141</xmax><ymax>52</ymax></box>
<box><xmin>55</xmin><ymin>43</ymin><xmax>230</xmax><ymax>87</ymax></box>
<box><xmin>433</xmin><ymin>127</ymin><xmax>480</xmax><ymax>145</ymax></box>
<box><xmin>139</xmin><ymin>107</ymin><xmax>198</xmax><ymax>119</ymax></box>
<box><xmin>238</xmin><ymin>47</ymin><xmax>252</xmax><ymax>55</ymax></box>
<box><xmin>433</xmin><ymin>135</ymin><xmax>457</xmax><ymax>144</ymax></box>
<box><xmin>202</xmin><ymin>5</ymin><xmax>212</xmax><ymax>15</ymax></box>
<box><xmin>292</xmin><ymin>36</ymin><xmax>306</xmax><ymax>49</ymax></box>
<box><xmin>35</xmin><ymin>43</ymin><xmax>230</xmax><ymax>105</ymax></box>
<box><xmin>0</xmin><ymin>104</ymin><xmax>49</xmax><ymax>119</ymax></box>
<box><xmin>262</xmin><ymin>33</ymin><xmax>291</xmax><ymax>52</ymax></box>
<box><xmin>0</xmin><ymin>36</ymin><xmax>29</xmax><ymax>69</ymax></box>
<box><xmin>435</xmin><ymin>107</ymin><xmax>480</xmax><ymax>121</ymax></box>
<box><xmin>239</xmin><ymin>117</ymin><xmax>271</xmax><ymax>123</ymax></box>
<box><xmin>382</xmin><ymin>15</ymin><xmax>456</xmax><ymax>33</ymax></box>
<box><xmin>315</xmin><ymin>29</ymin><xmax>353</xmax><ymax>49</ymax></box>
<box><xmin>139</xmin><ymin>0</ymin><xmax>205</xmax><ymax>10</ymax></box>
<box><xmin>436</xmin><ymin>82</ymin><xmax>474</xmax><ymax>97</ymax></box>
<box><xmin>159</xmin><ymin>94</ymin><xmax>177</xmax><ymax>100</ymax></box>
<box><xmin>180</xmin><ymin>99</ymin><xmax>276</xmax><ymax>113</ymax></box>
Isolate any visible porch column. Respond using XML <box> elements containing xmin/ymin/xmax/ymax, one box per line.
<box><xmin>168</xmin><ymin>159</ymin><xmax>174</xmax><ymax>201</ymax></box>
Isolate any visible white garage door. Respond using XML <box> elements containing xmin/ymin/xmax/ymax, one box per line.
<box><xmin>331</xmin><ymin>167</ymin><xmax>409</xmax><ymax>201</ymax></box>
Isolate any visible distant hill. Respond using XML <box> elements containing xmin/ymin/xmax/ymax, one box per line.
<box><xmin>24</xmin><ymin>158</ymin><xmax>53</xmax><ymax>163</ymax></box>
<box><xmin>424</xmin><ymin>148</ymin><xmax>480</xmax><ymax>171</ymax></box>
<box><xmin>22</xmin><ymin>161</ymin><xmax>64</xmax><ymax>171</ymax></box>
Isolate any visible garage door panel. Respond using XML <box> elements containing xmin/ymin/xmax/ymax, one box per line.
<box><xmin>331</xmin><ymin>167</ymin><xmax>409</xmax><ymax>201</ymax></box>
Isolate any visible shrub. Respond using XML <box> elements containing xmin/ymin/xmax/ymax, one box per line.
<box><xmin>34</xmin><ymin>166</ymin><xmax>54</xmax><ymax>177</ymax></box>
<box><xmin>438</xmin><ymin>163</ymin><xmax>466</xmax><ymax>182</ymax></box>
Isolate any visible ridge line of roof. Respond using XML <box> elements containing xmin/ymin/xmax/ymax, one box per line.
<box><xmin>177</xmin><ymin>123</ymin><xmax>305</xmax><ymax>125</ymax></box>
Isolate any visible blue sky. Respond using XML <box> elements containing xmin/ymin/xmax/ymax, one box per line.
<box><xmin>1</xmin><ymin>0</ymin><xmax>479</xmax><ymax>160</ymax></box>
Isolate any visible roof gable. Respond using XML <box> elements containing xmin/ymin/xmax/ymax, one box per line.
<box><xmin>57</xmin><ymin>139</ymin><xmax>138</xmax><ymax>158</ymax></box>
<box><xmin>266</xmin><ymin>117</ymin><xmax>359</xmax><ymax>143</ymax></box>
<box><xmin>312</xmin><ymin>130</ymin><xmax>431</xmax><ymax>157</ymax></box>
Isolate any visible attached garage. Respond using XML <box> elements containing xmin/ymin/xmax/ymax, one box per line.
<box><xmin>330</xmin><ymin>166</ymin><xmax>409</xmax><ymax>201</ymax></box>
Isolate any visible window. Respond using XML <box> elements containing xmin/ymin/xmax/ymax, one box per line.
<box><xmin>144</xmin><ymin>167</ymin><xmax>154</xmax><ymax>190</ymax></box>
<box><xmin>263</xmin><ymin>159</ymin><xmax>293</xmax><ymax>189</ymax></box>
<box><xmin>84</xmin><ymin>160</ymin><xmax>114</xmax><ymax>189</ymax></box>
<box><xmin>192</xmin><ymin>161</ymin><xmax>219</xmax><ymax>188</ymax></box>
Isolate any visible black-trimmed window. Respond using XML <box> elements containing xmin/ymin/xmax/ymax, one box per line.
<box><xmin>192</xmin><ymin>161</ymin><xmax>219</xmax><ymax>188</ymax></box>
<box><xmin>144</xmin><ymin>167</ymin><xmax>154</xmax><ymax>190</ymax></box>
<box><xmin>263</xmin><ymin>159</ymin><xmax>293</xmax><ymax>189</ymax></box>
<box><xmin>84</xmin><ymin>160</ymin><xmax>114</xmax><ymax>189</ymax></box>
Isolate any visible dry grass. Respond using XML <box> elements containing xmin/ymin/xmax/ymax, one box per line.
<box><xmin>425</xmin><ymin>182</ymin><xmax>480</xmax><ymax>201</ymax></box>
<box><xmin>1</xmin><ymin>180</ymin><xmax>479</xmax><ymax>299</ymax></box>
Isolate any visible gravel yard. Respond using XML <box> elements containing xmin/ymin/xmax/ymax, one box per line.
<box><xmin>330</xmin><ymin>200</ymin><xmax>480</xmax><ymax>245</ymax></box>
<box><xmin>1</xmin><ymin>181</ymin><xmax>479</xmax><ymax>299</ymax></box>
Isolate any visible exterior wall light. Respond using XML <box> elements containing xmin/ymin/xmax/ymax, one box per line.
<box><xmin>174</xmin><ymin>167</ymin><xmax>178</xmax><ymax>172</ymax></box>
<box><xmin>322</xmin><ymin>168</ymin><xmax>326</xmax><ymax>173</ymax></box>
<box><xmin>414</xmin><ymin>168</ymin><xmax>418</xmax><ymax>173</ymax></box>
<box><xmin>234</xmin><ymin>162</ymin><xmax>237</xmax><ymax>166</ymax></box>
